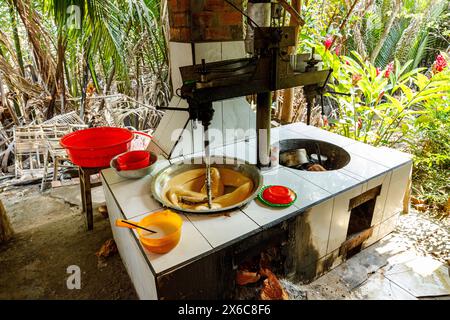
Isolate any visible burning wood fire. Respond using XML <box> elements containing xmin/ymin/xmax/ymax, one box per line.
<box><xmin>235</xmin><ymin>247</ymin><xmax>289</xmax><ymax>300</ymax></box>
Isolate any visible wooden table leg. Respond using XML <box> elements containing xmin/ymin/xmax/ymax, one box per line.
<box><xmin>53</xmin><ymin>156</ymin><xmax>59</xmax><ymax>181</ymax></box>
<box><xmin>83</xmin><ymin>169</ymin><xmax>94</xmax><ymax>231</ymax></box>
<box><xmin>79</xmin><ymin>167</ymin><xmax>93</xmax><ymax>231</ymax></box>
<box><xmin>79</xmin><ymin>166</ymin><xmax>106</xmax><ymax>231</ymax></box>
<box><xmin>79</xmin><ymin>167</ymin><xmax>86</xmax><ymax>213</ymax></box>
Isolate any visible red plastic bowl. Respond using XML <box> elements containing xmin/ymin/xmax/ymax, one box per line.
<box><xmin>117</xmin><ymin>151</ymin><xmax>151</xmax><ymax>171</ymax></box>
<box><xmin>262</xmin><ymin>185</ymin><xmax>296</xmax><ymax>205</ymax></box>
<box><xmin>60</xmin><ymin>127</ymin><xmax>135</xmax><ymax>168</ymax></box>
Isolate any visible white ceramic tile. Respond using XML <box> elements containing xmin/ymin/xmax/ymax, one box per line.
<box><xmin>242</xmin><ymin>167</ymin><xmax>331</xmax><ymax>227</ymax></box>
<box><xmin>222</xmin><ymin>97</ymin><xmax>253</xmax><ymax>144</ymax></box>
<box><xmin>241</xmin><ymin>198</ymin><xmax>299</xmax><ymax>228</ymax></box>
<box><xmin>340</xmin><ymin>153</ymin><xmax>390</xmax><ymax>181</ymax></box>
<box><xmin>104</xmin><ymin>183</ymin><xmax>158</xmax><ymax>299</ymax></box>
<box><xmin>366</xmin><ymin>171</ymin><xmax>392</xmax><ymax>226</ymax></box>
<box><xmin>214</xmin><ymin>140</ymin><xmax>257</xmax><ymax>164</ymax></box>
<box><xmin>326</xmin><ymin>185</ymin><xmax>364</xmax><ymax>254</ymax></box>
<box><xmin>194</xmin><ymin>42</ymin><xmax>222</xmax><ymax>64</ymax></box>
<box><xmin>166</xmin><ymin>111</ymin><xmax>191</xmax><ymax>156</ymax></box>
<box><xmin>209</xmin><ymin>101</ymin><xmax>224</xmax><ymax>149</ymax></box>
<box><xmin>382</xmin><ymin>163</ymin><xmax>412</xmax><ymax>221</ymax></box>
<box><xmin>270</xmin><ymin>126</ymin><xmax>309</xmax><ymax>144</ymax></box>
<box><xmin>149</xmin><ymin>158</ymin><xmax>171</xmax><ymax>177</ymax></box>
<box><xmin>340</xmin><ymin>169</ymin><xmax>364</xmax><ymax>182</ymax></box>
<box><xmin>108</xmin><ymin>175</ymin><xmax>162</xmax><ymax>219</ymax></box>
<box><xmin>101</xmin><ymin>168</ymin><xmax>128</xmax><ymax>185</ymax></box>
<box><xmin>248</xmin><ymin>107</ymin><xmax>256</xmax><ymax>138</ymax></box>
<box><xmin>303</xmin><ymin>198</ymin><xmax>334</xmax><ymax>259</ymax></box>
<box><xmin>153</xmin><ymin>97</ymin><xmax>190</xmax><ymax>157</ymax></box>
<box><xmin>281</xmin><ymin>122</ymin><xmax>311</xmax><ymax>133</ymax></box>
<box><xmin>147</xmin><ymin>140</ymin><xmax>169</xmax><ymax>159</ymax></box>
<box><xmin>187</xmin><ymin>210</ymin><xmax>260</xmax><ymax>248</ymax></box>
<box><xmin>169</xmin><ymin>42</ymin><xmax>193</xmax><ymax>95</ymax></box>
<box><xmin>288</xmin><ymin>168</ymin><xmax>361</xmax><ymax>195</ymax></box>
<box><xmin>192</xmin><ymin>121</ymin><xmax>205</xmax><ymax>154</ymax></box>
<box><xmin>378</xmin><ymin>213</ymin><xmax>399</xmax><ymax>239</ymax></box>
<box><xmin>152</xmin><ymin>97</ymin><xmax>180</xmax><ymax>145</ymax></box>
<box><xmin>221</xmin><ymin>41</ymin><xmax>246</xmax><ymax>60</ymax></box>
<box><xmin>296</xmin><ymin>128</ymin><xmax>359</xmax><ymax>148</ymax></box>
<box><xmin>345</xmin><ymin>142</ymin><xmax>412</xmax><ymax>169</ymax></box>
<box><xmin>129</xmin><ymin>212</ymin><xmax>213</xmax><ymax>275</ymax></box>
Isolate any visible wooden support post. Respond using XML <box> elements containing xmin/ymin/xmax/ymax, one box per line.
<box><xmin>280</xmin><ymin>0</ymin><xmax>302</xmax><ymax>124</ymax></box>
<box><xmin>0</xmin><ymin>199</ymin><xmax>14</xmax><ymax>244</ymax></box>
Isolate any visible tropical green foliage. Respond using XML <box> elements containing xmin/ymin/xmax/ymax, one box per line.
<box><xmin>299</xmin><ymin>0</ymin><xmax>449</xmax><ymax>70</ymax></box>
<box><xmin>297</xmin><ymin>0</ymin><xmax>449</xmax><ymax>216</ymax></box>
<box><xmin>0</xmin><ymin>0</ymin><xmax>169</xmax><ymax>123</ymax></box>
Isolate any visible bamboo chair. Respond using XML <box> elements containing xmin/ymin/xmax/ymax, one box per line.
<box><xmin>40</xmin><ymin>117</ymin><xmax>87</xmax><ymax>191</ymax></box>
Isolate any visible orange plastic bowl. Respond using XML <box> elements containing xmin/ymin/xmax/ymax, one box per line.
<box><xmin>136</xmin><ymin>210</ymin><xmax>183</xmax><ymax>254</ymax></box>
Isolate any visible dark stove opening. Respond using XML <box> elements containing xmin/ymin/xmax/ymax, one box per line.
<box><xmin>277</xmin><ymin>139</ymin><xmax>351</xmax><ymax>171</ymax></box>
<box><xmin>340</xmin><ymin>185</ymin><xmax>382</xmax><ymax>259</ymax></box>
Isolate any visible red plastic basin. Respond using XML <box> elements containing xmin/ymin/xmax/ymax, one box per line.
<box><xmin>60</xmin><ymin>127</ymin><xmax>134</xmax><ymax>168</ymax></box>
<box><xmin>117</xmin><ymin>151</ymin><xmax>151</xmax><ymax>171</ymax></box>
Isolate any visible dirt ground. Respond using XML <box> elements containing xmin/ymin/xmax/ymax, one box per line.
<box><xmin>0</xmin><ymin>183</ymin><xmax>448</xmax><ymax>300</ymax></box>
<box><xmin>0</xmin><ymin>185</ymin><xmax>137</xmax><ymax>300</ymax></box>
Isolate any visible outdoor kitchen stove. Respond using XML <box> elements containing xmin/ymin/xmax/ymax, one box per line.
<box><xmin>101</xmin><ymin>123</ymin><xmax>412</xmax><ymax>299</ymax></box>
<box><xmin>101</xmin><ymin>1</ymin><xmax>413</xmax><ymax>299</ymax></box>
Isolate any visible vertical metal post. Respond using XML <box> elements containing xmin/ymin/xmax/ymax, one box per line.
<box><xmin>256</xmin><ymin>92</ymin><xmax>272</xmax><ymax>168</ymax></box>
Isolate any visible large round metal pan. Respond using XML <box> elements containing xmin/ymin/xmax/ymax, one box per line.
<box><xmin>150</xmin><ymin>156</ymin><xmax>263</xmax><ymax>214</ymax></box>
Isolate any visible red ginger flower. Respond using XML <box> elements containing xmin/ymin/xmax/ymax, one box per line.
<box><xmin>357</xmin><ymin>118</ymin><xmax>363</xmax><ymax>130</ymax></box>
<box><xmin>376</xmin><ymin>67</ymin><xmax>381</xmax><ymax>77</ymax></box>
<box><xmin>432</xmin><ymin>54</ymin><xmax>447</xmax><ymax>73</ymax></box>
<box><xmin>384</xmin><ymin>62</ymin><xmax>394</xmax><ymax>78</ymax></box>
<box><xmin>334</xmin><ymin>45</ymin><xmax>341</xmax><ymax>56</ymax></box>
<box><xmin>324</xmin><ymin>37</ymin><xmax>333</xmax><ymax>50</ymax></box>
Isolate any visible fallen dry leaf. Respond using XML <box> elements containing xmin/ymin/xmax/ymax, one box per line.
<box><xmin>259</xmin><ymin>268</ymin><xmax>289</xmax><ymax>300</ymax></box>
<box><xmin>96</xmin><ymin>239</ymin><xmax>117</xmax><ymax>258</ymax></box>
<box><xmin>236</xmin><ymin>270</ymin><xmax>261</xmax><ymax>286</ymax></box>
<box><xmin>414</xmin><ymin>203</ymin><xmax>428</xmax><ymax>212</ymax></box>
<box><xmin>411</xmin><ymin>197</ymin><xmax>425</xmax><ymax>205</ymax></box>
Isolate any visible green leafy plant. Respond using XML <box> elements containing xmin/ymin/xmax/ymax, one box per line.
<box><xmin>318</xmin><ymin>46</ymin><xmax>449</xmax><ymax>216</ymax></box>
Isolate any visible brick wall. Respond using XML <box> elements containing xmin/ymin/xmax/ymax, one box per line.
<box><xmin>168</xmin><ymin>0</ymin><xmax>244</xmax><ymax>42</ymax></box>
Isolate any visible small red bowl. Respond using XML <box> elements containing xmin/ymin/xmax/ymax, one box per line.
<box><xmin>262</xmin><ymin>185</ymin><xmax>296</xmax><ymax>205</ymax></box>
<box><xmin>117</xmin><ymin>151</ymin><xmax>151</xmax><ymax>171</ymax></box>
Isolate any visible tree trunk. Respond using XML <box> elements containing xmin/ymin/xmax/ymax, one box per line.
<box><xmin>0</xmin><ymin>73</ymin><xmax>19</xmax><ymax>125</ymax></box>
<box><xmin>280</xmin><ymin>0</ymin><xmax>302</xmax><ymax>124</ymax></box>
<box><xmin>0</xmin><ymin>199</ymin><xmax>14</xmax><ymax>244</ymax></box>
<box><xmin>79</xmin><ymin>38</ymin><xmax>92</xmax><ymax>120</ymax></box>
<box><xmin>99</xmin><ymin>65</ymin><xmax>115</xmax><ymax>111</ymax></box>
<box><xmin>8</xmin><ymin>2</ymin><xmax>24</xmax><ymax>77</ymax></box>
<box><xmin>47</xmin><ymin>32</ymin><xmax>66</xmax><ymax>120</ymax></box>
<box><xmin>370</xmin><ymin>0</ymin><xmax>401</xmax><ymax>63</ymax></box>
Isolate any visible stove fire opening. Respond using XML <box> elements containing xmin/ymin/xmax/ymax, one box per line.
<box><xmin>341</xmin><ymin>185</ymin><xmax>382</xmax><ymax>259</ymax></box>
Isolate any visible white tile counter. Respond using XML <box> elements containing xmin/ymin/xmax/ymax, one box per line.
<box><xmin>102</xmin><ymin>123</ymin><xmax>412</xmax><ymax>299</ymax></box>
